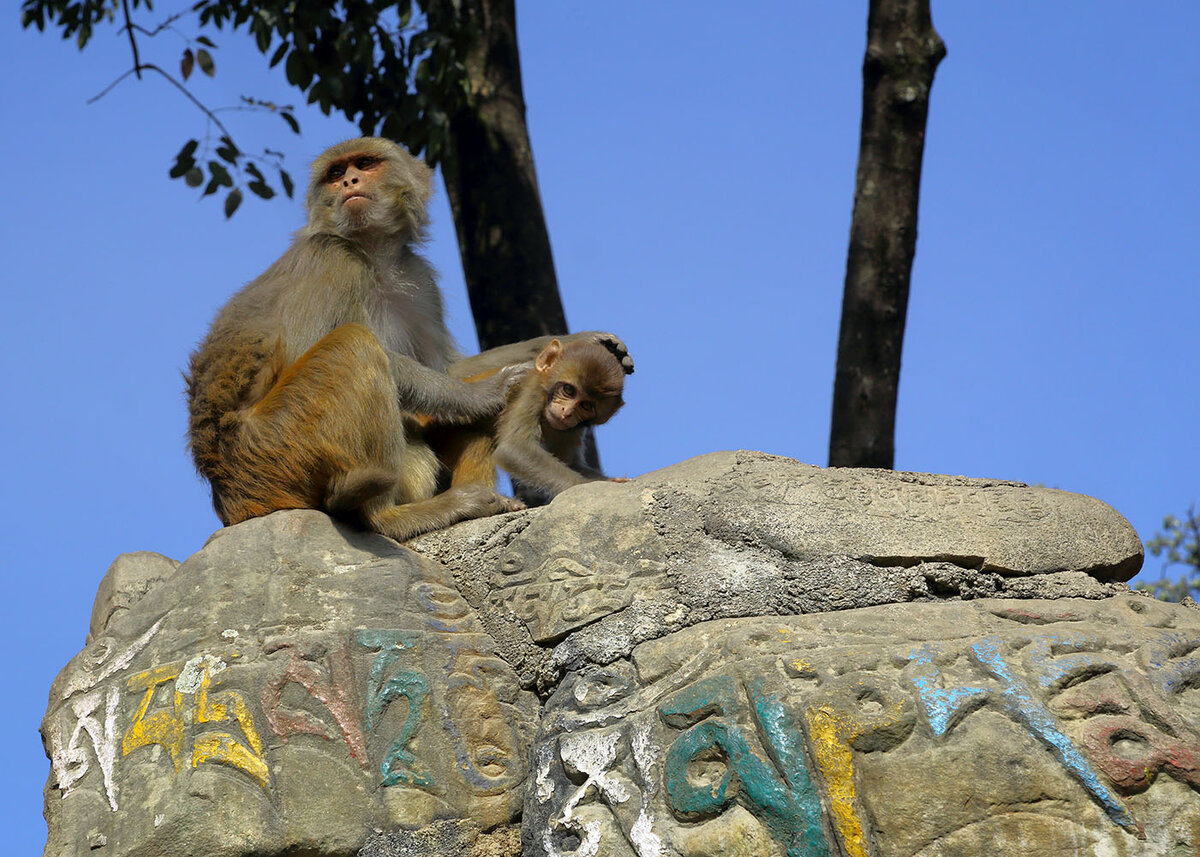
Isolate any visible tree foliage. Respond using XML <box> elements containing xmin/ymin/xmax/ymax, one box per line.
<box><xmin>21</xmin><ymin>0</ymin><xmax>476</xmax><ymax>217</ymax></box>
<box><xmin>23</xmin><ymin>0</ymin><xmax>569</xmax><ymax>359</ymax></box>
<box><xmin>1137</xmin><ymin>504</ymin><xmax>1200</xmax><ymax>601</ymax></box>
<box><xmin>27</xmin><ymin>0</ymin><xmax>954</xmax><ymax>470</ymax></box>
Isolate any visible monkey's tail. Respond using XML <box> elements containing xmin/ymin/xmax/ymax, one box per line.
<box><xmin>185</xmin><ymin>334</ymin><xmax>279</xmax><ymax>479</ymax></box>
<box><xmin>324</xmin><ymin>468</ymin><xmax>398</xmax><ymax>525</ymax></box>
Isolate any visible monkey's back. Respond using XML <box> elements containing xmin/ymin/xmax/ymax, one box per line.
<box><xmin>185</xmin><ymin>231</ymin><xmax>457</xmax><ymax>511</ymax></box>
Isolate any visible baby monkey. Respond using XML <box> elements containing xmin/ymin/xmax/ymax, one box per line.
<box><xmin>436</xmin><ymin>338</ymin><xmax>629</xmax><ymax>501</ymax></box>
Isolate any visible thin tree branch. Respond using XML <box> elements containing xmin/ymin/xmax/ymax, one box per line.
<box><xmin>120</xmin><ymin>0</ymin><xmax>142</xmax><ymax>79</ymax></box>
<box><xmin>88</xmin><ymin>62</ymin><xmax>235</xmax><ymax>141</ymax></box>
<box><xmin>127</xmin><ymin>9</ymin><xmax>193</xmax><ymax>40</ymax></box>
<box><xmin>87</xmin><ymin>67</ymin><xmax>140</xmax><ymax>104</ymax></box>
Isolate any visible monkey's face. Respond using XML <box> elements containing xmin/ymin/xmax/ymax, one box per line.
<box><xmin>321</xmin><ymin>152</ymin><xmax>386</xmax><ymax>223</ymax></box>
<box><xmin>543</xmin><ymin>382</ymin><xmax>622</xmax><ymax>431</ymax></box>
<box><xmin>306</xmin><ymin>141</ymin><xmax>432</xmax><ymax>241</ymax></box>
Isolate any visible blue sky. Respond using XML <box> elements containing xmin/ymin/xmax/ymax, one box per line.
<box><xmin>2</xmin><ymin>3</ymin><xmax>1197</xmax><ymax>848</ymax></box>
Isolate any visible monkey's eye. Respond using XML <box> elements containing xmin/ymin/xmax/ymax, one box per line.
<box><xmin>326</xmin><ymin>165</ymin><xmax>346</xmax><ymax>182</ymax></box>
<box><xmin>580</xmin><ymin>401</ymin><xmax>596</xmax><ymax>414</ymax></box>
<box><xmin>354</xmin><ymin>156</ymin><xmax>379</xmax><ymax>170</ymax></box>
<box><xmin>560</xmin><ymin>383</ymin><xmax>577</xmax><ymax>398</ymax></box>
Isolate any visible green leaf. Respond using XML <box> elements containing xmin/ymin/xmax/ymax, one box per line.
<box><xmin>184</xmin><ymin>167</ymin><xmax>204</xmax><ymax>187</ymax></box>
<box><xmin>180</xmin><ymin>138</ymin><xmax>199</xmax><ymax>158</ymax></box>
<box><xmin>208</xmin><ymin>161</ymin><xmax>233</xmax><ymax>187</ymax></box>
<box><xmin>270</xmin><ymin>41</ymin><xmax>288</xmax><ymax>68</ymax></box>
<box><xmin>253</xmin><ymin>21</ymin><xmax>270</xmax><ymax>53</ymax></box>
<box><xmin>248</xmin><ymin>181</ymin><xmax>275</xmax><ymax>200</ymax></box>
<box><xmin>411</xmin><ymin>30</ymin><xmax>433</xmax><ymax>57</ymax></box>
<box><xmin>427</xmin><ymin>123</ymin><xmax>443</xmax><ymax>165</ymax></box>
<box><xmin>280</xmin><ymin>111</ymin><xmax>300</xmax><ymax>134</ymax></box>
<box><xmin>285</xmin><ymin>50</ymin><xmax>312</xmax><ymax>89</ymax></box>
<box><xmin>20</xmin><ymin>6</ymin><xmax>44</xmax><ymax>30</ymax></box>
<box><xmin>381</xmin><ymin>113</ymin><xmax>405</xmax><ymax>141</ymax></box>
<box><xmin>279</xmin><ymin>169</ymin><xmax>295</xmax><ymax>199</ymax></box>
<box><xmin>195</xmin><ymin>35</ymin><xmax>216</xmax><ymax>48</ymax></box>
<box><xmin>216</xmin><ymin>144</ymin><xmax>238</xmax><ymax>164</ymax></box>
<box><xmin>181</xmin><ymin>47</ymin><xmax>194</xmax><ymax>81</ymax></box>
<box><xmin>245</xmin><ymin>162</ymin><xmax>264</xmax><ymax>182</ymax></box>
<box><xmin>197</xmin><ymin>48</ymin><xmax>215</xmax><ymax>76</ymax></box>
<box><xmin>224</xmin><ymin>188</ymin><xmax>243</xmax><ymax>218</ymax></box>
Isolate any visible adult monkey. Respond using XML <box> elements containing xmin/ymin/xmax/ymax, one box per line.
<box><xmin>186</xmin><ymin>137</ymin><xmax>631</xmax><ymax>541</ymax></box>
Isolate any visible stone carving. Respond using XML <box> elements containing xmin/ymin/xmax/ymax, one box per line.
<box><xmin>43</xmin><ymin>512</ymin><xmax>537</xmax><ymax>857</ymax></box>
<box><xmin>88</xmin><ymin>552</ymin><xmax>179</xmax><ymax>644</ymax></box>
<box><xmin>526</xmin><ymin>597</ymin><xmax>1200</xmax><ymax>856</ymax></box>
<box><xmin>412</xmin><ymin>451</ymin><xmax>1139</xmax><ymax>687</ymax></box>
<box><xmin>42</xmin><ymin>452</ymin><xmax>1183</xmax><ymax>857</ymax></box>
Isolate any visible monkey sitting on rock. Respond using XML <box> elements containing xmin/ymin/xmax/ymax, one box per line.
<box><xmin>185</xmin><ymin>137</ymin><xmax>631</xmax><ymax>541</ymax></box>
<box><xmin>427</xmin><ymin>338</ymin><xmax>631</xmax><ymax>502</ymax></box>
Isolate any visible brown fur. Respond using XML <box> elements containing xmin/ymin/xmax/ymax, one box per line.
<box><xmin>185</xmin><ymin>138</ymin><xmax>534</xmax><ymax>541</ymax></box>
<box><xmin>431</xmin><ymin>340</ymin><xmax>627</xmax><ymax>500</ymax></box>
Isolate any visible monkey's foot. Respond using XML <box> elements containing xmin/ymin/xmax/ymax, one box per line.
<box><xmin>452</xmin><ymin>483</ymin><xmax>526</xmax><ymax>517</ymax></box>
<box><xmin>589</xmin><ymin>332</ymin><xmax>635</xmax><ymax>375</ymax></box>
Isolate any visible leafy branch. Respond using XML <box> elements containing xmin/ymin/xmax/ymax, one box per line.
<box><xmin>1136</xmin><ymin>503</ymin><xmax>1200</xmax><ymax>602</ymax></box>
<box><xmin>24</xmin><ymin>0</ymin><xmax>479</xmax><ymax>173</ymax></box>
<box><xmin>23</xmin><ymin>0</ymin><xmax>300</xmax><ymax>217</ymax></box>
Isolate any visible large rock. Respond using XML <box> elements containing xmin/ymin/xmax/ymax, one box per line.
<box><xmin>43</xmin><ymin>452</ymin><xmax>1188</xmax><ymax>857</ymax></box>
<box><xmin>412</xmin><ymin>452</ymin><xmax>1141</xmax><ymax>687</ymax></box>
<box><xmin>524</xmin><ymin>596</ymin><xmax>1200</xmax><ymax>857</ymax></box>
<box><xmin>88</xmin><ymin>552</ymin><xmax>179</xmax><ymax>644</ymax></box>
<box><xmin>44</xmin><ymin>512</ymin><xmax>537</xmax><ymax>857</ymax></box>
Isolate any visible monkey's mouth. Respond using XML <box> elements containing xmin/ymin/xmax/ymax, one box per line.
<box><xmin>545</xmin><ymin>413</ymin><xmax>578</xmax><ymax>431</ymax></box>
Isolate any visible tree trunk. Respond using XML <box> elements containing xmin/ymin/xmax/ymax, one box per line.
<box><xmin>435</xmin><ymin>0</ymin><xmax>601</xmax><ymax>495</ymax></box>
<box><xmin>829</xmin><ymin>0</ymin><xmax>945</xmax><ymax>468</ymax></box>
<box><xmin>437</xmin><ymin>0</ymin><xmax>568</xmax><ymax>352</ymax></box>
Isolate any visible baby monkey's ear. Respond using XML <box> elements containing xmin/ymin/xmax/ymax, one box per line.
<box><xmin>534</xmin><ymin>339</ymin><xmax>564</xmax><ymax>373</ymax></box>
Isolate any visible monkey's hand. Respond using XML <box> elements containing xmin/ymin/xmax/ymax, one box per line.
<box><xmin>388</xmin><ymin>352</ymin><xmax>513</xmax><ymax>423</ymax></box>
<box><xmin>582</xmin><ymin>332</ymin><xmax>634</xmax><ymax>375</ymax></box>
<box><xmin>462</xmin><ymin>369</ymin><xmax>519</xmax><ymax>415</ymax></box>
<box><xmin>500</xmin><ymin>361</ymin><xmax>534</xmax><ymax>394</ymax></box>
<box><xmin>451</xmin><ymin>334</ymin><xmax>633</xmax><ymax>379</ymax></box>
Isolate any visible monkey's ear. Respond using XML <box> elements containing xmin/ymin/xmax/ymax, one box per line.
<box><xmin>535</xmin><ymin>339</ymin><xmax>563</xmax><ymax>372</ymax></box>
<box><xmin>412</xmin><ymin>157</ymin><xmax>434</xmax><ymax>205</ymax></box>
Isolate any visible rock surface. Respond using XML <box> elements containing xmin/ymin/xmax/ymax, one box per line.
<box><xmin>45</xmin><ymin>513</ymin><xmax>537</xmax><ymax>857</ymax></box>
<box><xmin>88</xmin><ymin>552</ymin><xmax>179</xmax><ymax>644</ymax></box>
<box><xmin>43</xmin><ymin>451</ymin><xmax>1195</xmax><ymax>857</ymax></box>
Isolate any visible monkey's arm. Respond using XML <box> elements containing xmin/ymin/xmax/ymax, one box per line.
<box><xmin>571</xmin><ymin>459</ymin><xmax>605</xmax><ymax>480</ymax></box>
<box><xmin>448</xmin><ymin>332</ymin><xmax>634</xmax><ymax>380</ymax></box>
<box><xmin>387</xmin><ymin>350</ymin><xmax>513</xmax><ymax>423</ymax></box>
<box><xmin>493</xmin><ymin>433</ymin><xmax>593</xmax><ymax>499</ymax></box>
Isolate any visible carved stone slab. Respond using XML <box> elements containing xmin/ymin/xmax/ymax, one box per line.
<box><xmin>411</xmin><ymin>451</ymin><xmax>1141</xmax><ymax>687</ymax></box>
<box><xmin>42</xmin><ymin>512</ymin><xmax>536</xmax><ymax>857</ymax></box>
<box><xmin>643</xmin><ymin>451</ymin><xmax>1143</xmax><ymax>580</ymax></box>
<box><xmin>42</xmin><ymin>453</ymin><xmax>1155</xmax><ymax>857</ymax></box>
<box><xmin>527</xmin><ymin>596</ymin><xmax>1200</xmax><ymax>857</ymax></box>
